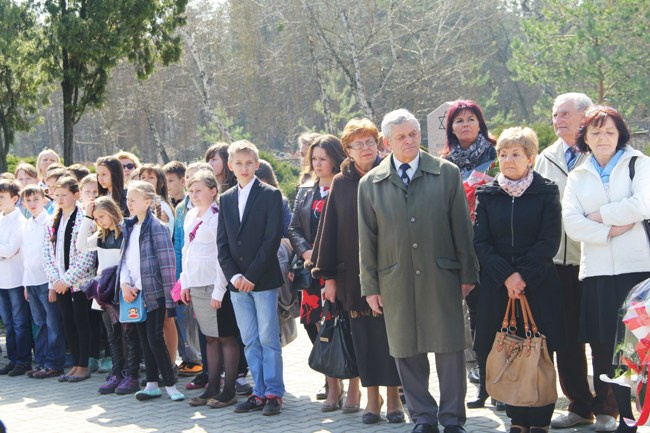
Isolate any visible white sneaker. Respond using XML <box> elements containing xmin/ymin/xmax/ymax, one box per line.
<box><xmin>550</xmin><ymin>412</ymin><xmax>594</xmax><ymax>428</ymax></box>
<box><xmin>594</xmin><ymin>415</ymin><xmax>617</xmax><ymax>432</ymax></box>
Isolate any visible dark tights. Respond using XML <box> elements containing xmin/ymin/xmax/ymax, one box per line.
<box><xmin>56</xmin><ymin>291</ymin><xmax>91</xmax><ymax>368</ymax></box>
<box><xmin>202</xmin><ymin>335</ymin><xmax>240</xmax><ymax>402</ymax></box>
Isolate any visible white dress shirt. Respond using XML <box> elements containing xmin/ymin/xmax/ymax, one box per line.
<box><xmin>392</xmin><ymin>153</ymin><xmax>420</xmax><ymax>182</ymax></box>
<box><xmin>230</xmin><ymin>177</ymin><xmax>257</xmax><ymax>285</ymax></box>
<box><xmin>179</xmin><ymin>207</ymin><xmax>228</xmax><ymax>301</ymax></box>
<box><xmin>23</xmin><ymin>211</ymin><xmax>51</xmax><ymax>287</ymax></box>
<box><xmin>0</xmin><ymin>208</ymin><xmax>26</xmax><ymax>289</ymax></box>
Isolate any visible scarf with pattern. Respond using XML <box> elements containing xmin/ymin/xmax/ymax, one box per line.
<box><xmin>448</xmin><ymin>133</ymin><xmax>492</xmax><ymax>178</ymax></box>
<box><xmin>497</xmin><ymin>169</ymin><xmax>534</xmax><ymax>198</ymax></box>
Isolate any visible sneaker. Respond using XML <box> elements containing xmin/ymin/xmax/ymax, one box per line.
<box><xmin>116</xmin><ymin>376</ymin><xmax>141</xmax><ymax>395</ymax></box>
<box><xmin>99</xmin><ymin>374</ymin><xmax>122</xmax><ymax>394</ymax></box>
<box><xmin>551</xmin><ymin>412</ymin><xmax>595</xmax><ymax>428</ymax></box>
<box><xmin>98</xmin><ymin>357</ymin><xmax>113</xmax><ymax>374</ymax></box>
<box><xmin>88</xmin><ymin>358</ymin><xmax>100</xmax><ymax>373</ymax></box>
<box><xmin>8</xmin><ymin>364</ymin><xmax>30</xmax><ymax>377</ymax></box>
<box><xmin>135</xmin><ymin>388</ymin><xmax>162</xmax><ymax>401</ymax></box>
<box><xmin>262</xmin><ymin>396</ymin><xmax>283</xmax><ymax>416</ymax></box>
<box><xmin>234</xmin><ymin>395</ymin><xmax>266</xmax><ymax>413</ymax></box>
<box><xmin>467</xmin><ymin>366</ymin><xmax>480</xmax><ymax>384</ymax></box>
<box><xmin>235</xmin><ymin>377</ymin><xmax>253</xmax><ymax>395</ymax></box>
<box><xmin>33</xmin><ymin>368</ymin><xmax>65</xmax><ymax>379</ymax></box>
<box><xmin>186</xmin><ymin>372</ymin><xmax>208</xmax><ymax>390</ymax></box>
<box><xmin>595</xmin><ymin>415</ymin><xmax>617</xmax><ymax>432</ymax></box>
<box><xmin>178</xmin><ymin>362</ymin><xmax>202</xmax><ymax>377</ymax></box>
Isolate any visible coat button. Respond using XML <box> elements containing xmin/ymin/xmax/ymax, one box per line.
<box><xmin>237</xmin><ymin>241</ymin><xmax>242</xmax><ymax>246</ymax></box>
<box><xmin>410</xmin><ymin>217</ymin><xmax>416</xmax><ymax>223</ymax></box>
<box><xmin>415</xmin><ymin>270</ymin><xmax>421</xmax><ymax>276</ymax></box>
<box><xmin>412</xmin><ymin>243</ymin><xmax>418</xmax><ymax>249</ymax></box>
<box><xmin>239</xmin><ymin>257</ymin><xmax>244</xmax><ymax>261</ymax></box>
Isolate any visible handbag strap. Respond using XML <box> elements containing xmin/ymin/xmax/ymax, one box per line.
<box><xmin>518</xmin><ymin>294</ymin><xmax>540</xmax><ymax>337</ymax></box>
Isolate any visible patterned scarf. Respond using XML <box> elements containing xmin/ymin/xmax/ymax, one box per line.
<box><xmin>497</xmin><ymin>169</ymin><xmax>534</xmax><ymax>198</ymax></box>
<box><xmin>448</xmin><ymin>133</ymin><xmax>492</xmax><ymax>178</ymax></box>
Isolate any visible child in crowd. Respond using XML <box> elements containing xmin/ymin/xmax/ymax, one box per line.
<box><xmin>22</xmin><ymin>185</ymin><xmax>65</xmax><ymax>379</ymax></box>
<box><xmin>181</xmin><ymin>170</ymin><xmax>240</xmax><ymax>408</ymax></box>
<box><xmin>139</xmin><ymin>164</ymin><xmax>175</xmax><ymax>235</ymax></box>
<box><xmin>119</xmin><ymin>181</ymin><xmax>183</xmax><ymax>402</ymax></box>
<box><xmin>165</xmin><ymin>161</ymin><xmax>204</xmax><ymax>378</ymax></box>
<box><xmin>205</xmin><ymin>143</ymin><xmax>237</xmax><ymax>193</ymax></box>
<box><xmin>217</xmin><ymin>140</ymin><xmax>285</xmax><ymax>416</ymax></box>
<box><xmin>66</xmin><ymin>164</ymin><xmax>90</xmax><ymax>182</ymax></box>
<box><xmin>43</xmin><ymin>177</ymin><xmax>97</xmax><ymax>383</ymax></box>
<box><xmin>115</xmin><ymin>151</ymin><xmax>141</xmax><ymax>186</ymax></box>
<box><xmin>79</xmin><ymin>174</ymin><xmax>99</xmax><ymax>206</ymax></box>
<box><xmin>14</xmin><ymin>163</ymin><xmax>40</xmax><ymax>218</ymax></box>
<box><xmin>96</xmin><ymin>156</ymin><xmax>128</xmax><ymax>216</ymax></box>
<box><xmin>77</xmin><ymin>196</ymin><xmax>142</xmax><ymax>395</ymax></box>
<box><xmin>163</xmin><ymin>161</ymin><xmax>187</xmax><ymax>208</ymax></box>
<box><xmin>0</xmin><ymin>179</ymin><xmax>31</xmax><ymax>377</ymax></box>
<box><xmin>44</xmin><ymin>167</ymin><xmax>67</xmax><ymax>214</ymax></box>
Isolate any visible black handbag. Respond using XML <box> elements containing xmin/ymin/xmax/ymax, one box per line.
<box><xmin>308</xmin><ymin>300</ymin><xmax>358</xmax><ymax>379</ymax></box>
<box><xmin>290</xmin><ymin>255</ymin><xmax>313</xmax><ymax>292</ymax></box>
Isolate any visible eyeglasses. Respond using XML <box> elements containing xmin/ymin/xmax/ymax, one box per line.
<box><xmin>347</xmin><ymin>138</ymin><xmax>378</xmax><ymax>151</ymax></box>
<box><xmin>122</xmin><ymin>163</ymin><xmax>136</xmax><ymax>170</ymax></box>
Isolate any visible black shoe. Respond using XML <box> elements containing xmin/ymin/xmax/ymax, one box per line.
<box><xmin>0</xmin><ymin>364</ymin><xmax>15</xmax><ymax>375</ymax></box>
<box><xmin>234</xmin><ymin>395</ymin><xmax>266</xmax><ymax>413</ymax></box>
<box><xmin>412</xmin><ymin>424</ymin><xmax>440</xmax><ymax>433</ymax></box>
<box><xmin>444</xmin><ymin>426</ymin><xmax>466</xmax><ymax>433</ymax></box>
<box><xmin>316</xmin><ymin>382</ymin><xmax>328</xmax><ymax>400</ymax></box>
<box><xmin>262</xmin><ymin>396</ymin><xmax>282</xmax><ymax>416</ymax></box>
<box><xmin>362</xmin><ymin>412</ymin><xmax>381</xmax><ymax>424</ymax></box>
<box><xmin>466</xmin><ymin>396</ymin><xmax>487</xmax><ymax>409</ymax></box>
<box><xmin>8</xmin><ymin>364</ymin><xmax>30</xmax><ymax>377</ymax></box>
<box><xmin>386</xmin><ymin>411</ymin><xmax>405</xmax><ymax>423</ymax></box>
<box><xmin>467</xmin><ymin>366</ymin><xmax>479</xmax><ymax>384</ymax></box>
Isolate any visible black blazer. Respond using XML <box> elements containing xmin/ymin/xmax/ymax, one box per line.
<box><xmin>217</xmin><ymin>178</ymin><xmax>284</xmax><ymax>292</ymax></box>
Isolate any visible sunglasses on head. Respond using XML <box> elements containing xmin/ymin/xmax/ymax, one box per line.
<box><xmin>122</xmin><ymin>163</ymin><xmax>135</xmax><ymax>170</ymax></box>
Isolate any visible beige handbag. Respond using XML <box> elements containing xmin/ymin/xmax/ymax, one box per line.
<box><xmin>486</xmin><ymin>294</ymin><xmax>558</xmax><ymax>407</ymax></box>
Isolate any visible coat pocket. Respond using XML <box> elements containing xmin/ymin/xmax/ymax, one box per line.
<box><xmin>436</xmin><ymin>258</ymin><xmax>461</xmax><ymax>270</ymax></box>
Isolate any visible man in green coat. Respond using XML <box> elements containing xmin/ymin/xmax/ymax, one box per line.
<box><xmin>358</xmin><ymin>109</ymin><xmax>479</xmax><ymax>433</ymax></box>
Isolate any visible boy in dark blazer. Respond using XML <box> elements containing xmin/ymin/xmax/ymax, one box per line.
<box><xmin>217</xmin><ymin>140</ymin><xmax>285</xmax><ymax>416</ymax></box>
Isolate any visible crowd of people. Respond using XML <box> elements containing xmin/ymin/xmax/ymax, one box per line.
<box><xmin>0</xmin><ymin>94</ymin><xmax>648</xmax><ymax>433</ymax></box>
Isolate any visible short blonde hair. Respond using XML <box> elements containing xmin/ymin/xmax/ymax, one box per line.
<box><xmin>228</xmin><ymin>140</ymin><xmax>259</xmax><ymax>162</ymax></box>
<box><xmin>127</xmin><ymin>180</ymin><xmax>156</xmax><ymax>202</ymax></box>
<box><xmin>496</xmin><ymin>127</ymin><xmax>539</xmax><ymax>159</ymax></box>
<box><xmin>15</xmin><ymin>162</ymin><xmax>38</xmax><ymax>179</ymax></box>
<box><xmin>187</xmin><ymin>170</ymin><xmax>219</xmax><ymax>194</ymax></box>
<box><xmin>114</xmin><ymin>151</ymin><xmax>141</xmax><ymax>168</ymax></box>
<box><xmin>79</xmin><ymin>173</ymin><xmax>97</xmax><ymax>191</ymax></box>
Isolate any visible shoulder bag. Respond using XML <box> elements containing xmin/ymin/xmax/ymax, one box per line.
<box><xmin>486</xmin><ymin>294</ymin><xmax>557</xmax><ymax>407</ymax></box>
<box><xmin>308</xmin><ymin>300</ymin><xmax>358</xmax><ymax>379</ymax></box>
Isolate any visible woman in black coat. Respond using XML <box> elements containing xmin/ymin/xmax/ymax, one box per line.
<box><xmin>473</xmin><ymin>127</ymin><xmax>564</xmax><ymax>433</ymax></box>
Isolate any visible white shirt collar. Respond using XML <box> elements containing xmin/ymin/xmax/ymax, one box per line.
<box><xmin>237</xmin><ymin>176</ymin><xmax>257</xmax><ymax>196</ymax></box>
<box><xmin>392</xmin><ymin>153</ymin><xmax>420</xmax><ymax>178</ymax></box>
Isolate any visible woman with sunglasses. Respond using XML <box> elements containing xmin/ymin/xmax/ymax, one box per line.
<box><xmin>115</xmin><ymin>151</ymin><xmax>141</xmax><ymax>186</ymax></box>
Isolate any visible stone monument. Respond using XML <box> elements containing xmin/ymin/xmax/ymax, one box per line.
<box><xmin>426</xmin><ymin>102</ymin><xmax>452</xmax><ymax>156</ymax></box>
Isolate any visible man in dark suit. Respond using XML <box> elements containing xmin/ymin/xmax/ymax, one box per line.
<box><xmin>217</xmin><ymin>140</ymin><xmax>285</xmax><ymax>416</ymax></box>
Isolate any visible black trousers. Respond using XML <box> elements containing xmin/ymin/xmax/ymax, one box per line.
<box><xmin>102</xmin><ymin>311</ymin><xmax>141</xmax><ymax>378</ymax></box>
<box><xmin>136</xmin><ymin>303</ymin><xmax>175</xmax><ymax>387</ymax></box>
<box><xmin>506</xmin><ymin>403</ymin><xmax>555</xmax><ymax>428</ymax></box>
<box><xmin>56</xmin><ymin>291</ymin><xmax>91</xmax><ymax>368</ymax></box>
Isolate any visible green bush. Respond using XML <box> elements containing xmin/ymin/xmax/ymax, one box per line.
<box><xmin>259</xmin><ymin>150</ymin><xmax>300</xmax><ymax>201</ymax></box>
<box><xmin>7</xmin><ymin>154</ymin><xmax>37</xmax><ymax>174</ymax></box>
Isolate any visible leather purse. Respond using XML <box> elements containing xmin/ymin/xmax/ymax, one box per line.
<box><xmin>486</xmin><ymin>294</ymin><xmax>557</xmax><ymax>407</ymax></box>
<box><xmin>308</xmin><ymin>300</ymin><xmax>358</xmax><ymax>379</ymax></box>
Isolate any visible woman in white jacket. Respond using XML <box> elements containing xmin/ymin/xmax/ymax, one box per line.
<box><xmin>563</xmin><ymin>106</ymin><xmax>650</xmax><ymax>433</ymax></box>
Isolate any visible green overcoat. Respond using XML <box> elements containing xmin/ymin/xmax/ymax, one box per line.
<box><xmin>358</xmin><ymin>151</ymin><xmax>479</xmax><ymax>358</ymax></box>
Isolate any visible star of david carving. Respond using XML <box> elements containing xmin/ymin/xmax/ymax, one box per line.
<box><xmin>438</xmin><ymin>111</ymin><xmax>447</xmax><ymax>130</ymax></box>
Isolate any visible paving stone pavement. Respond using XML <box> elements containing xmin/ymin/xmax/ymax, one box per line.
<box><xmin>1</xmin><ymin>328</ymin><xmax>649</xmax><ymax>433</ymax></box>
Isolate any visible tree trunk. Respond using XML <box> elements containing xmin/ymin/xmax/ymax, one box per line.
<box><xmin>61</xmin><ymin>45</ymin><xmax>75</xmax><ymax>165</ymax></box>
<box><xmin>181</xmin><ymin>30</ymin><xmax>233</xmax><ymax>143</ymax></box>
<box><xmin>0</xmin><ymin>112</ymin><xmax>9</xmax><ymax>173</ymax></box>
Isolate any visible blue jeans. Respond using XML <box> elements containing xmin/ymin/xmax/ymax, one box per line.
<box><xmin>26</xmin><ymin>284</ymin><xmax>65</xmax><ymax>370</ymax></box>
<box><xmin>0</xmin><ymin>287</ymin><xmax>32</xmax><ymax>367</ymax></box>
<box><xmin>230</xmin><ymin>289</ymin><xmax>284</xmax><ymax>398</ymax></box>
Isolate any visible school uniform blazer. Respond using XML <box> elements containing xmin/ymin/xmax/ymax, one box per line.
<box><xmin>217</xmin><ymin>178</ymin><xmax>284</xmax><ymax>292</ymax></box>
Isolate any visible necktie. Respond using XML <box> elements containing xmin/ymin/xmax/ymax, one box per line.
<box><xmin>399</xmin><ymin>163</ymin><xmax>410</xmax><ymax>187</ymax></box>
<box><xmin>566</xmin><ymin>147</ymin><xmax>578</xmax><ymax>171</ymax></box>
